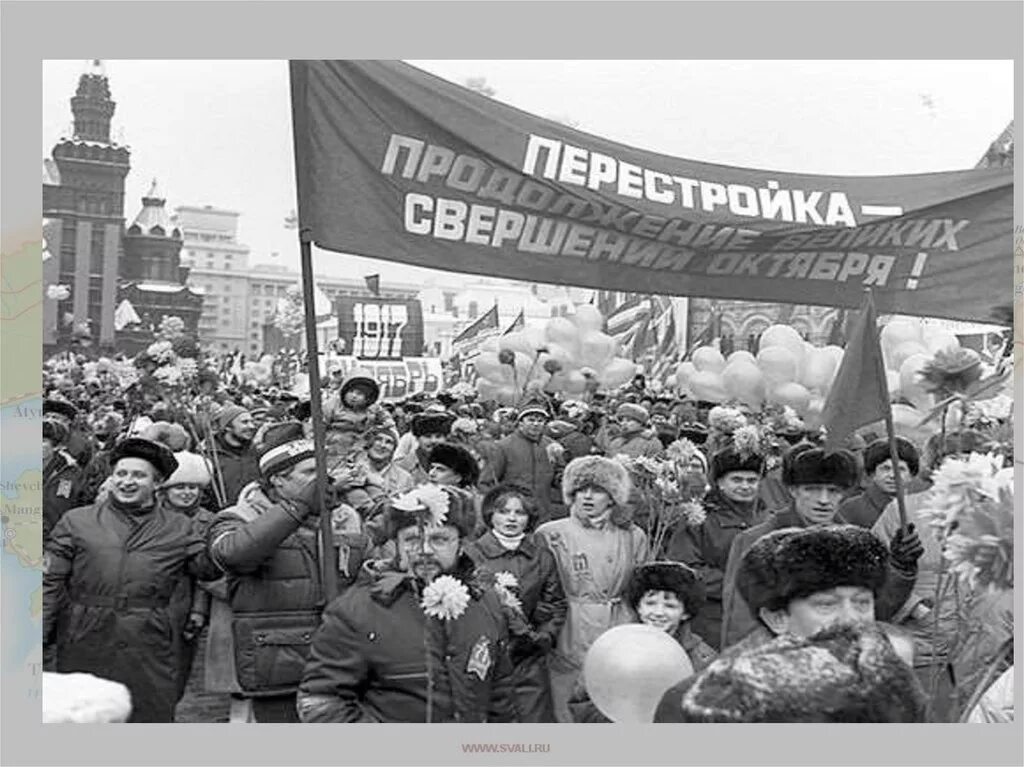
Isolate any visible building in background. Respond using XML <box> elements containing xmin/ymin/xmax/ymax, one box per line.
<box><xmin>116</xmin><ymin>182</ymin><xmax>204</xmax><ymax>354</ymax></box>
<box><xmin>43</xmin><ymin>60</ymin><xmax>130</xmax><ymax>351</ymax></box>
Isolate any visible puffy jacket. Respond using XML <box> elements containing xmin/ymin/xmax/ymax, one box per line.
<box><xmin>665</xmin><ymin>489</ymin><xmax>767</xmax><ymax>649</ymax></box>
<box><xmin>206</xmin><ymin>482</ymin><xmax>326</xmax><ymax>697</ymax></box>
<box><xmin>465</xmin><ymin>531</ymin><xmax>568</xmax><ymax>722</ymax></box>
<box><xmin>297</xmin><ymin>556</ymin><xmax>519</xmax><ymax>723</ymax></box>
<box><xmin>486</xmin><ymin>431</ymin><xmax>559</xmax><ymax>524</ymax></box>
<box><xmin>720</xmin><ymin>505</ymin><xmax>917</xmax><ymax>649</ymax></box>
<box><xmin>43</xmin><ymin>498</ymin><xmax>218</xmax><ymax>722</ymax></box>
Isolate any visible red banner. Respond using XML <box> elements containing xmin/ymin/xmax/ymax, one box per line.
<box><xmin>290</xmin><ymin>61</ymin><xmax>1013</xmax><ymax>323</ymax></box>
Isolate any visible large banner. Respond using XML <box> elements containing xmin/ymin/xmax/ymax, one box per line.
<box><xmin>334</xmin><ymin>295</ymin><xmax>424</xmax><ymax>360</ymax></box>
<box><xmin>290</xmin><ymin>61</ymin><xmax>1013</xmax><ymax>323</ymax></box>
<box><xmin>323</xmin><ymin>355</ymin><xmax>443</xmax><ymax>400</ymax></box>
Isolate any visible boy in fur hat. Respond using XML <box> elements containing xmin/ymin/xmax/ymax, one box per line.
<box><xmin>838</xmin><ymin>436</ymin><xmax>922</xmax><ymax>529</ymax></box>
<box><xmin>321</xmin><ymin>369</ymin><xmax>396</xmax><ymax>466</ymax></box>
<box><xmin>719</xmin><ymin>444</ymin><xmax>923</xmax><ymax>649</ymax></box>
<box><xmin>656</xmin><ymin>623</ymin><xmax>926</xmax><ymax>722</ymax></box>
<box><xmin>297</xmin><ymin>486</ymin><xmax>518</xmax><ymax>723</ymax></box>
<box><xmin>535</xmin><ymin>456</ymin><xmax>648</xmax><ymax>722</ymax></box>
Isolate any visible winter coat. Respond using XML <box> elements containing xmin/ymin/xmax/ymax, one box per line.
<box><xmin>606</xmin><ymin>431</ymin><xmax>663</xmax><ymax>460</ymax></box>
<box><xmin>569</xmin><ymin>621</ymin><xmax>719</xmax><ymax>722</ymax></box>
<box><xmin>206</xmin><ymin>482</ymin><xmax>327</xmax><ymax>697</ymax></box>
<box><xmin>465</xmin><ymin>531</ymin><xmax>568</xmax><ymax>722</ymax></box>
<box><xmin>486</xmin><ymin>431</ymin><xmax>560</xmax><ymax>525</ymax></box>
<box><xmin>720</xmin><ymin>505</ymin><xmax>917</xmax><ymax>649</ymax></box>
<box><xmin>665</xmin><ymin>489</ymin><xmax>767</xmax><ymax>649</ymax></box>
<box><xmin>43</xmin><ymin>451</ymin><xmax>82</xmax><ymax>542</ymax></box>
<box><xmin>757</xmin><ymin>468</ymin><xmax>792</xmax><ymax>511</ymax></box>
<box><xmin>43</xmin><ymin>498</ymin><xmax>219</xmax><ymax>722</ymax></box>
<box><xmin>297</xmin><ymin>556</ymin><xmax>519</xmax><ymax>723</ymax></box>
<box><xmin>205</xmin><ymin>434</ymin><xmax>260</xmax><ymax>510</ymax></box>
<box><xmin>395</xmin><ymin>447</ymin><xmax>432</xmax><ymax>487</ymax></box>
<box><xmin>837</xmin><ymin>481</ymin><xmax>895</xmax><ymax>529</ymax></box>
<box><xmin>535</xmin><ymin>514</ymin><xmax>648</xmax><ymax>673</ymax></box>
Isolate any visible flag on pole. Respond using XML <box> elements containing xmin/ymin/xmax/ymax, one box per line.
<box><xmin>114</xmin><ymin>299</ymin><xmax>141</xmax><ymax>331</ymax></box>
<box><xmin>452</xmin><ymin>304</ymin><xmax>500</xmax><ymax>349</ymax></box>
<box><xmin>821</xmin><ymin>291</ymin><xmax>889</xmax><ymax>452</ymax></box>
<box><xmin>503</xmin><ymin>310</ymin><xmax>525</xmax><ymax>335</ymax></box>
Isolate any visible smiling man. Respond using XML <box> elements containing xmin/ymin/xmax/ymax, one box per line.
<box><xmin>719</xmin><ymin>444</ymin><xmax>923</xmax><ymax>649</ymax></box>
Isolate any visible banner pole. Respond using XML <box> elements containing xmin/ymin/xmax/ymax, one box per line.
<box><xmin>299</xmin><ymin>231</ymin><xmax>339</xmax><ymax>603</ymax></box>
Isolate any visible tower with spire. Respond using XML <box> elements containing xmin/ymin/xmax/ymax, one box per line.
<box><xmin>43</xmin><ymin>59</ymin><xmax>131</xmax><ymax>350</ymax></box>
<box><xmin>117</xmin><ymin>179</ymin><xmax>204</xmax><ymax>354</ymax></box>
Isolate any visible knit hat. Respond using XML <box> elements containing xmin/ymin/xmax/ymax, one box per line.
<box><xmin>256</xmin><ymin>420</ymin><xmax>315</xmax><ymax>478</ymax></box>
<box><xmin>664</xmin><ymin>624</ymin><xmax>926</xmax><ymax>722</ymax></box>
<box><xmin>517</xmin><ymin>395</ymin><xmax>552</xmax><ymax>422</ymax></box>
<box><xmin>110</xmin><ymin>437</ymin><xmax>179</xmax><ymax>480</ymax></box>
<box><xmin>782</xmin><ymin>444</ymin><xmax>859</xmax><ymax>489</ymax></box>
<box><xmin>43</xmin><ymin>419</ymin><xmax>69</xmax><ymax>445</ymax></box>
<box><xmin>427</xmin><ymin>442</ymin><xmax>480</xmax><ymax>488</ymax></box>
<box><xmin>709</xmin><ymin>444</ymin><xmax>765</xmax><ymax>482</ymax></box>
<box><xmin>385</xmin><ymin>485</ymin><xmax>478</xmax><ymax>540</ymax></box>
<box><xmin>561</xmin><ymin>455</ymin><xmax>632</xmax><ymax>508</ymax></box>
<box><xmin>616</xmin><ymin>402</ymin><xmax>649</xmax><ymax>425</ymax></box>
<box><xmin>214</xmin><ymin>404</ymin><xmax>249</xmax><ymax>432</ymax></box>
<box><xmin>43</xmin><ymin>398</ymin><xmax>78</xmax><ymax>423</ymax></box>
<box><xmin>736</xmin><ymin>525</ymin><xmax>890</xmax><ymax>616</ymax></box>
<box><xmin>626</xmin><ymin>561</ymin><xmax>706</xmax><ymax>618</ymax></box>
<box><xmin>340</xmin><ymin>369</ymin><xmax>380</xmax><ymax>405</ymax></box>
<box><xmin>411</xmin><ymin>412</ymin><xmax>454</xmax><ymax>438</ymax></box>
<box><xmin>863</xmin><ymin>437</ymin><xmax>920</xmax><ymax>477</ymax></box>
<box><xmin>163</xmin><ymin>451</ymin><xmax>212</xmax><ymax>487</ymax></box>
<box><xmin>141</xmin><ymin>421</ymin><xmax>192</xmax><ymax>453</ymax></box>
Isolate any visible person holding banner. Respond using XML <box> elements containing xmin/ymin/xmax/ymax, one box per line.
<box><xmin>205</xmin><ymin>404</ymin><xmax>259</xmax><ymax>510</ymax></box>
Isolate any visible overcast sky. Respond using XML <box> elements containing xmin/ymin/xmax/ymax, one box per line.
<box><xmin>42</xmin><ymin>59</ymin><xmax>1013</xmax><ymax>287</ymax></box>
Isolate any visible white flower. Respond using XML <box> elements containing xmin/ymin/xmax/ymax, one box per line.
<box><xmin>420</xmin><ymin>575</ymin><xmax>471</xmax><ymax>621</ymax></box>
<box><xmin>732</xmin><ymin>424</ymin><xmax>762</xmax><ymax>457</ymax></box>
<box><xmin>633</xmin><ymin>455</ymin><xmax>662</xmax><ymax>475</ymax></box>
<box><xmin>708</xmin><ymin>406</ymin><xmax>746</xmax><ymax>433</ymax></box>
<box><xmin>176</xmin><ymin>357</ymin><xmax>198</xmax><ymax>379</ymax></box>
<box><xmin>391</xmin><ymin>485</ymin><xmax>450</xmax><ymax>528</ymax></box>
<box><xmin>918</xmin><ymin>452</ymin><xmax>1007</xmax><ymax>533</ymax></box>
<box><xmin>447</xmin><ymin>382</ymin><xmax>477</xmax><ymax>400</ymax></box>
<box><xmin>680</xmin><ymin>500</ymin><xmax>707</xmax><ymax>527</ymax></box>
<box><xmin>492</xmin><ymin>572</ymin><xmax>523</xmax><ymax>614</ymax></box>
<box><xmin>153</xmin><ymin>365</ymin><xmax>183</xmax><ymax>386</ymax></box>
<box><xmin>494</xmin><ymin>572</ymin><xmax>519</xmax><ymax>591</ymax></box>
<box><xmin>146</xmin><ymin>341</ymin><xmax>175</xmax><ymax>364</ymax></box>
<box><xmin>46</xmin><ymin>284</ymin><xmax>71</xmax><ymax>301</ymax></box>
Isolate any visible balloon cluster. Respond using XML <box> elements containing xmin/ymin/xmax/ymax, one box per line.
<box><xmin>473</xmin><ymin>305</ymin><xmax>636</xmax><ymax>404</ymax></box>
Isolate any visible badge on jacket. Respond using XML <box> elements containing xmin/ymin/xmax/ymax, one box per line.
<box><xmin>466</xmin><ymin>636</ymin><xmax>492</xmax><ymax>681</ymax></box>
<box><xmin>56</xmin><ymin>479</ymin><xmax>72</xmax><ymax>499</ymax></box>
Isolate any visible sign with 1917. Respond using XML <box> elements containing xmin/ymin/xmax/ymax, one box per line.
<box><xmin>335</xmin><ymin>296</ymin><xmax>424</xmax><ymax>360</ymax></box>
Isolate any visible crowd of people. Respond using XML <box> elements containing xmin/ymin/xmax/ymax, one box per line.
<box><xmin>40</xmin><ymin>348</ymin><xmax>1015</xmax><ymax>723</ymax></box>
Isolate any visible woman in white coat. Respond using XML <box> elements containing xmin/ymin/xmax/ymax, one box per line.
<box><xmin>535</xmin><ymin>456</ymin><xmax>647</xmax><ymax>722</ymax></box>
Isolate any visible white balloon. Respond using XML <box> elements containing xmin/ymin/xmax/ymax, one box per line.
<box><xmin>692</xmin><ymin>346</ymin><xmax>726</xmax><ymax>374</ymax></box>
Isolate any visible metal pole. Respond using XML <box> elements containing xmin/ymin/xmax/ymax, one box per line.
<box><xmin>299</xmin><ymin>231</ymin><xmax>339</xmax><ymax>603</ymax></box>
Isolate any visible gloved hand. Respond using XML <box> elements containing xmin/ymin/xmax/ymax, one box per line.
<box><xmin>289</xmin><ymin>477</ymin><xmax>321</xmax><ymax>518</ymax></box>
<box><xmin>889</xmin><ymin>523</ymin><xmax>924</xmax><ymax>572</ymax></box>
<box><xmin>182</xmin><ymin>611</ymin><xmax>206</xmax><ymax>642</ymax></box>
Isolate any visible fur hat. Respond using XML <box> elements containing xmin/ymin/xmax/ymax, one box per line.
<box><xmin>340</xmin><ymin>369</ymin><xmax>380</xmax><ymax>405</ymax></box>
<box><xmin>626</xmin><ymin>561</ymin><xmax>705</xmax><ymax>618</ymax></box>
<box><xmin>736</xmin><ymin>525</ymin><xmax>890</xmax><ymax>615</ymax></box>
<box><xmin>666</xmin><ymin>624</ymin><xmax>926</xmax><ymax>722</ymax></box>
<box><xmin>480</xmin><ymin>484</ymin><xmax>540</xmax><ymax>532</ymax></box>
<box><xmin>43</xmin><ymin>418</ymin><xmax>69</xmax><ymax>445</ymax></box>
<box><xmin>709</xmin><ymin>445</ymin><xmax>765</xmax><ymax>482</ymax></box>
<box><xmin>141</xmin><ymin>421</ymin><xmax>192</xmax><ymax>453</ymax></box>
<box><xmin>427</xmin><ymin>442</ymin><xmax>480</xmax><ymax>488</ymax></box>
<box><xmin>411</xmin><ymin>412</ymin><xmax>454</xmax><ymax>438</ymax></box>
<box><xmin>677</xmin><ymin>421</ymin><xmax>709</xmax><ymax>445</ymax></box>
<box><xmin>517</xmin><ymin>395</ymin><xmax>552</xmax><ymax>422</ymax></box>
<box><xmin>214</xmin><ymin>404</ymin><xmax>249</xmax><ymax>432</ymax></box>
<box><xmin>43</xmin><ymin>398</ymin><xmax>78</xmax><ymax>423</ymax></box>
<box><xmin>110</xmin><ymin>437</ymin><xmax>179</xmax><ymax>480</ymax></box>
<box><xmin>385</xmin><ymin>485</ymin><xmax>477</xmax><ymax>540</ymax></box>
<box><xmin>256</xmin><ymin>420</ymin><xmax>314</xmax><ymax>478</ymax></box>
<box><xmin>863</xmin><ymin>436</ymin><xmax>920</xmax><ymax>477</ymax></box>
<box><xmin>782</xmin><ymin>444</ymin><xmax>859</xmax><ymax>488</ymax></box>
<box><xmin>164</xmin><ymin>451</ymin><xmax>212</xmax><ymax>487</ymax></box>
<box><xmin>561</xmin><ymin>455</ymin><xmax>632</xmax><ymax>509</ymax></box>
<box><xmin>616</xmin><ymin>402</ymin><xmax>649</xmax><ymax>425</ymax></box>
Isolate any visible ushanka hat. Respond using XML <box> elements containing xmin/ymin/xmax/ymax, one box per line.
<box><xmin>256</xmin><ymin>420</ymin><xmax>315</xmax><ymax>478</ymax></box>
<box><xmin>661</xmin><ymin>624</ymin><xmax>926</xmax><ymax>722</ymax></box>
<box><xmin>626</xmin><ymin>561</ymin><xmax>706</xmax><ymax>618</ymax></box>
<box><xmin>110</xmin><ymin>437</ymin><xmax>179</xmax><ymax>479</ymax></box>
<box><xmin>427</xmin><ymin>442</ymin><xmax>480</xmax><ymax>487</ymax></box>
<box><xmin>615</xmin><ymin>402</ymin><xmax>650</xmax><ymax>425</ymax></box>
<box><xmin>709</xmin><ymin>444</ymin><xmax>765</xmax><ymax>482</ymax></box>
<box><xmin>411</xmin><ymin>411</ymin><xmax>455</xmax><ymax>437</ymax></box>
<box><xmin>43</xmin><ymin>398</ymin><xmax>79</xmax><ymax>423</ymax></box>
<box><xmin>561</xmin><ymin>455</ymin><xmax>632</xmax><ymax>508</ymax></box>
<box><xmin>781</xmin><ymin>443</ymin><xmax>859</xmax><ymax>489</ymax></box>
<box><xmin>863</xmin><ymin>436</ymin><xmax>920</xmax><ymax>477</ymax></box>
<box><xmin>735</xmin><ymin>525</ymin><xmax>889</xmax><ymax>615</ymax></box>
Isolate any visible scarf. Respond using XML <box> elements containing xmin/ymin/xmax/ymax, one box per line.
<box><xmin>108</xmin><ymin>494</ymin><xmax>155</xmax><ymax>518</ymax></box>
<box><xmin>491</xmin><ymin>529</ymin><xmax>526</xmax><ymax>550</ymax></box>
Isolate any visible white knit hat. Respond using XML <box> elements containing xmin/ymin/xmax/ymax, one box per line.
<box><xmin>163</xmin><ymin>451</ymin><xmax>212</xmax><ymax>487</ymax></box>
